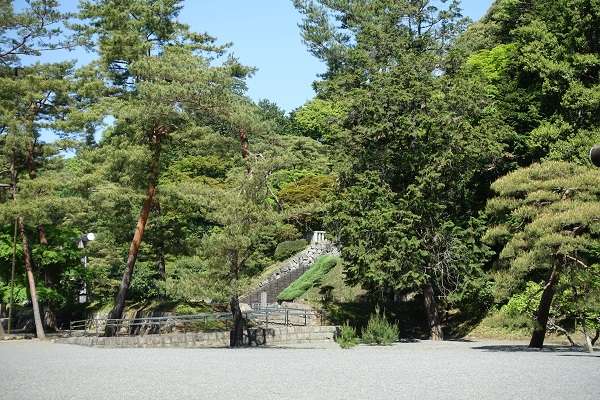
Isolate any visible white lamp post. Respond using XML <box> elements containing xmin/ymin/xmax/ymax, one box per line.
<box><xmin>77</xmin><ymin>233</ymin><xmax>96</xmax><ymax>303</ymax></box>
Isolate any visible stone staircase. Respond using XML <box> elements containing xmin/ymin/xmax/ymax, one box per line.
<box><xmin>241</xmin><ymin>231</ymin><xmax>340</xmax><ymax>305</ymax></box>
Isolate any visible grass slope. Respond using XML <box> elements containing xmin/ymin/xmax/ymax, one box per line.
<box><xmin>277</xmin><ymin>256</ymin><xmax>340</xmax><ymax>302</ymax></box>
<box><xmin>302</xmin><ymin>258</ymin><xmax>366</xmax><ymax>304</ymax></box>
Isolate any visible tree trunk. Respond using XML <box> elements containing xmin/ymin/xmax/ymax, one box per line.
<box><xmin>227</xmin><ymin>127</ymin><xmax>251</xmax><ymax>346</ymax></box>
<box><xmin>592</xmin><ymin>329</ymin><xmax>599</xmax><ymax>346</ymax></box>
<box><xmin>106</xmin><ymin>140</ymin><xmax>161</xmax><ymax>336</ymax></box>
<box><xmin>18</xmin><ymin>217</ymin><xmax>45</xmax><ymax>339</ymax></box>
<box><xmin>529</xmin><ymin>264</ymin><xmax>559</xmax><ymax>349</ymax></box>
<box><xmin>229</xmin><ymin>249</ymin><xmax>245</xmax><ymax>347</ymax></box>
<box><xmin>229</xmin><ymin>294</ymin><xmax>245</xmax><ymax>347</ymax></box>
<box><xmin>423</xmin><ymin>283</ymin><xmax>443</xmax><ymax>341</ymax></box>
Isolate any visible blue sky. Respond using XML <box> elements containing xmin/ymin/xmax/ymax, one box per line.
<box><xmin>181</xmin><ymin>0</ymin><xmax>492</xmax><ymax>111</ymax></box>
<box><xmin>16</xmin><ymin>0</ymin><xmax>493</xmax><ymax>143</ymax></box>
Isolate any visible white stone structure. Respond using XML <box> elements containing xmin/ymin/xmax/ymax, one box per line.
<box><xmin>311</xmin><ymin>231</ymin><xmax>327</xmax><ymax>245</ymax></box>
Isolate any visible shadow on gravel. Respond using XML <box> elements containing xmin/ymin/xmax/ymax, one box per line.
<box><xmin>471</xmin><ymin>344</ymin><xmax>591</xmax><ymax>353</ymax></box>
<box><xmin>556</xmin><ymin>354</ymin><xmax>600</xmax><ymax>358</ymax></box>
<box><xmin>399</xmin><ymin>338</ymin><xmax>421</xmax><ymax>343</ymax></box>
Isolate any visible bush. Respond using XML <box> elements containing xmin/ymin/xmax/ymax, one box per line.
<box><xmin>336</xmin><ymin>322</ymin><xmax>359</xmax><ymax>349</ymax></box>
<box><xmin>273</xmin><ymin>239</ymin><xmax>308</xmax><ymax>261</ymax></box>
<box><xmin>362</xmin><ymin>308</ymin><xmax>399</xmax><ymax>345</ymax></box>
<box><xmin>277</xmin><ymin>256</ymin><xmax>339</xmax><ymax>301</ymax></box>
<box><xmin>501</xmin><ymin>281</ymin><xmax>542</xmax><ymax>317</ymax></box>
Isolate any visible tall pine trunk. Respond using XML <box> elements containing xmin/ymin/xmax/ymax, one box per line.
<box><xmin>227</xmin><ymin>127</ymin><xmax>252</xmax><ymax>347</ymax></box>
<box><xmin>229</xmin><ymin>294</ymin><xmax>244</xmax><ymax>347</ymax></box>
<box><xmin>423</xmin><ymin>283</ymin><xmax>443</xmax><ymax>341</ymax></box>
<box><xmin>106</xmin><ymin>140</ymin><xmax>161</xmax><ymax>336</ymax></box>
<box><xmin>228</xmin><ymin>249</ymin><xmax>245</xmax><ymax>347</ymax></box>
<box><xmin>529</xmin><ymin>264</ymin><xmax>559</xmax><ymax>349</ymax></box>
<box><xmin>18</xmin><ymin>217</ymin><xmax>45</xmax><ymax>339</ymax></box>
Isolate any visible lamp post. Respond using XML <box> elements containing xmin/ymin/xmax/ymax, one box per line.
<box><xmin>77</xmin><ymin>233</ymin><xmax>96</xmax><ymax>303</ymax></box>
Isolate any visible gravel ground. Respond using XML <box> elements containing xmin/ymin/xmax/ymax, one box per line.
<box><xmin>1</xmin><ymin>339</ymin><xmax>598</xmax><ymax>400</ymax></box>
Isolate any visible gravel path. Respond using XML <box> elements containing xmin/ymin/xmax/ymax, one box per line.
<box><xmin>1</xmin><ymin>339</ymin><xmax>598</xmax><ymax>399</ymax></box>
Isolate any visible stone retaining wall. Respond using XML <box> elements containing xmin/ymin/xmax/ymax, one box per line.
<box><xmin>55</xmin><ymin>325</ymin><xmax>339</xmax><ymax>348</ymax></box>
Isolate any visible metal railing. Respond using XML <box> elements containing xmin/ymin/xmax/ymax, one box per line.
<box><xmin>68</xmin><ymin>312</ymin><xmax>234</xmax><ymax>337</ymax></box>
<box><xmin>68</xmin><ymin>306</ymin><xmax>325</xmax><ymax>337</ymax></box>
<box><xmin>251</xmin><ymin>305</ymin><xmax>323</xmax><ymax>327</ymax></box>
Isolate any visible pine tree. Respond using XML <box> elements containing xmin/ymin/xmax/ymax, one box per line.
<box><xmin>484</xmin><ymin>161</ymin><xmax>600</xmax><ymax>348</ymax></box>
<box><xmin>76</xmin><ymin>0</ymin><xmax>253</xmax><ymax>333</ymax></box>
<box><xmin>0</xmin><ymin>0</ymin><xmax>75</xmax><ymax>338</ymax></box>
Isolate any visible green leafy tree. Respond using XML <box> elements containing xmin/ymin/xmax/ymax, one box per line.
<box><xmin>484</xmin><ymin>161</ymin><xmax>600</xmax><ymax>348</ymax></box>
<box><xmin>201</xmin><ymin>160</ymin><xmax>298</xmax><ymax>346</ymax></box>
<box><xmin>462</xmin><ymin>0</ymin><xmax>600</xmax><ymax>165</ymax></box>
<box><xmin>297</xmin><ymin>0</ymin><xmax>502</xmax><ymax>339</ymax></box>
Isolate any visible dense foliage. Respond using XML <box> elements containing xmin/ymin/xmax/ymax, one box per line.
<box><xmin>1</xmin><ymin>0</ymin><xmax>600</xmax><ymax>349</ymax></box>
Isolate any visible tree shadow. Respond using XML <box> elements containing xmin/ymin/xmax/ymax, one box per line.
<box><xmin>472</xmin><ymin>344</ymin><xmax>593</xmax><ymax>353</ymax></box>
<box><xmin>447</xmin><ymin>338</ymin><xmax>476</xmax><ymax>343</ymax></box>
<box><xmin>557</xmin><ymin>354</ymin><xmax>600</xmax><ymax>358</ymax></box>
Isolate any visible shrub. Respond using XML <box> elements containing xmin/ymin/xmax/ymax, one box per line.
<box><xmin>501</xmin><ymin>281</ymin><xmax>542</xmax><ymax>317</ymax></box>
<box><xmin>336</xmin><ymin>322</ymin><xmax>359</xmax><ymax>349</ymax></box>
<box><xmin>273</xmin><ymin>239</ymin><xmax>308</xmax><ymax>261</ymax></box>
<box><xmin>362</xmin><ymin>308</ymin><xmax>399</xmax><ymax>345</ymax></box>
<box><xmin>277</xmin><ymin>256</ymin><xmax>339</xmax><ymax>302</ymax></box>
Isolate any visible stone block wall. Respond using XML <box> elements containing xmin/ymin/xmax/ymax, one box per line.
<box><xmin>55</xmin><ymin>325</ymin><xmax>339</xmax><ymax>348</ymax></box>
